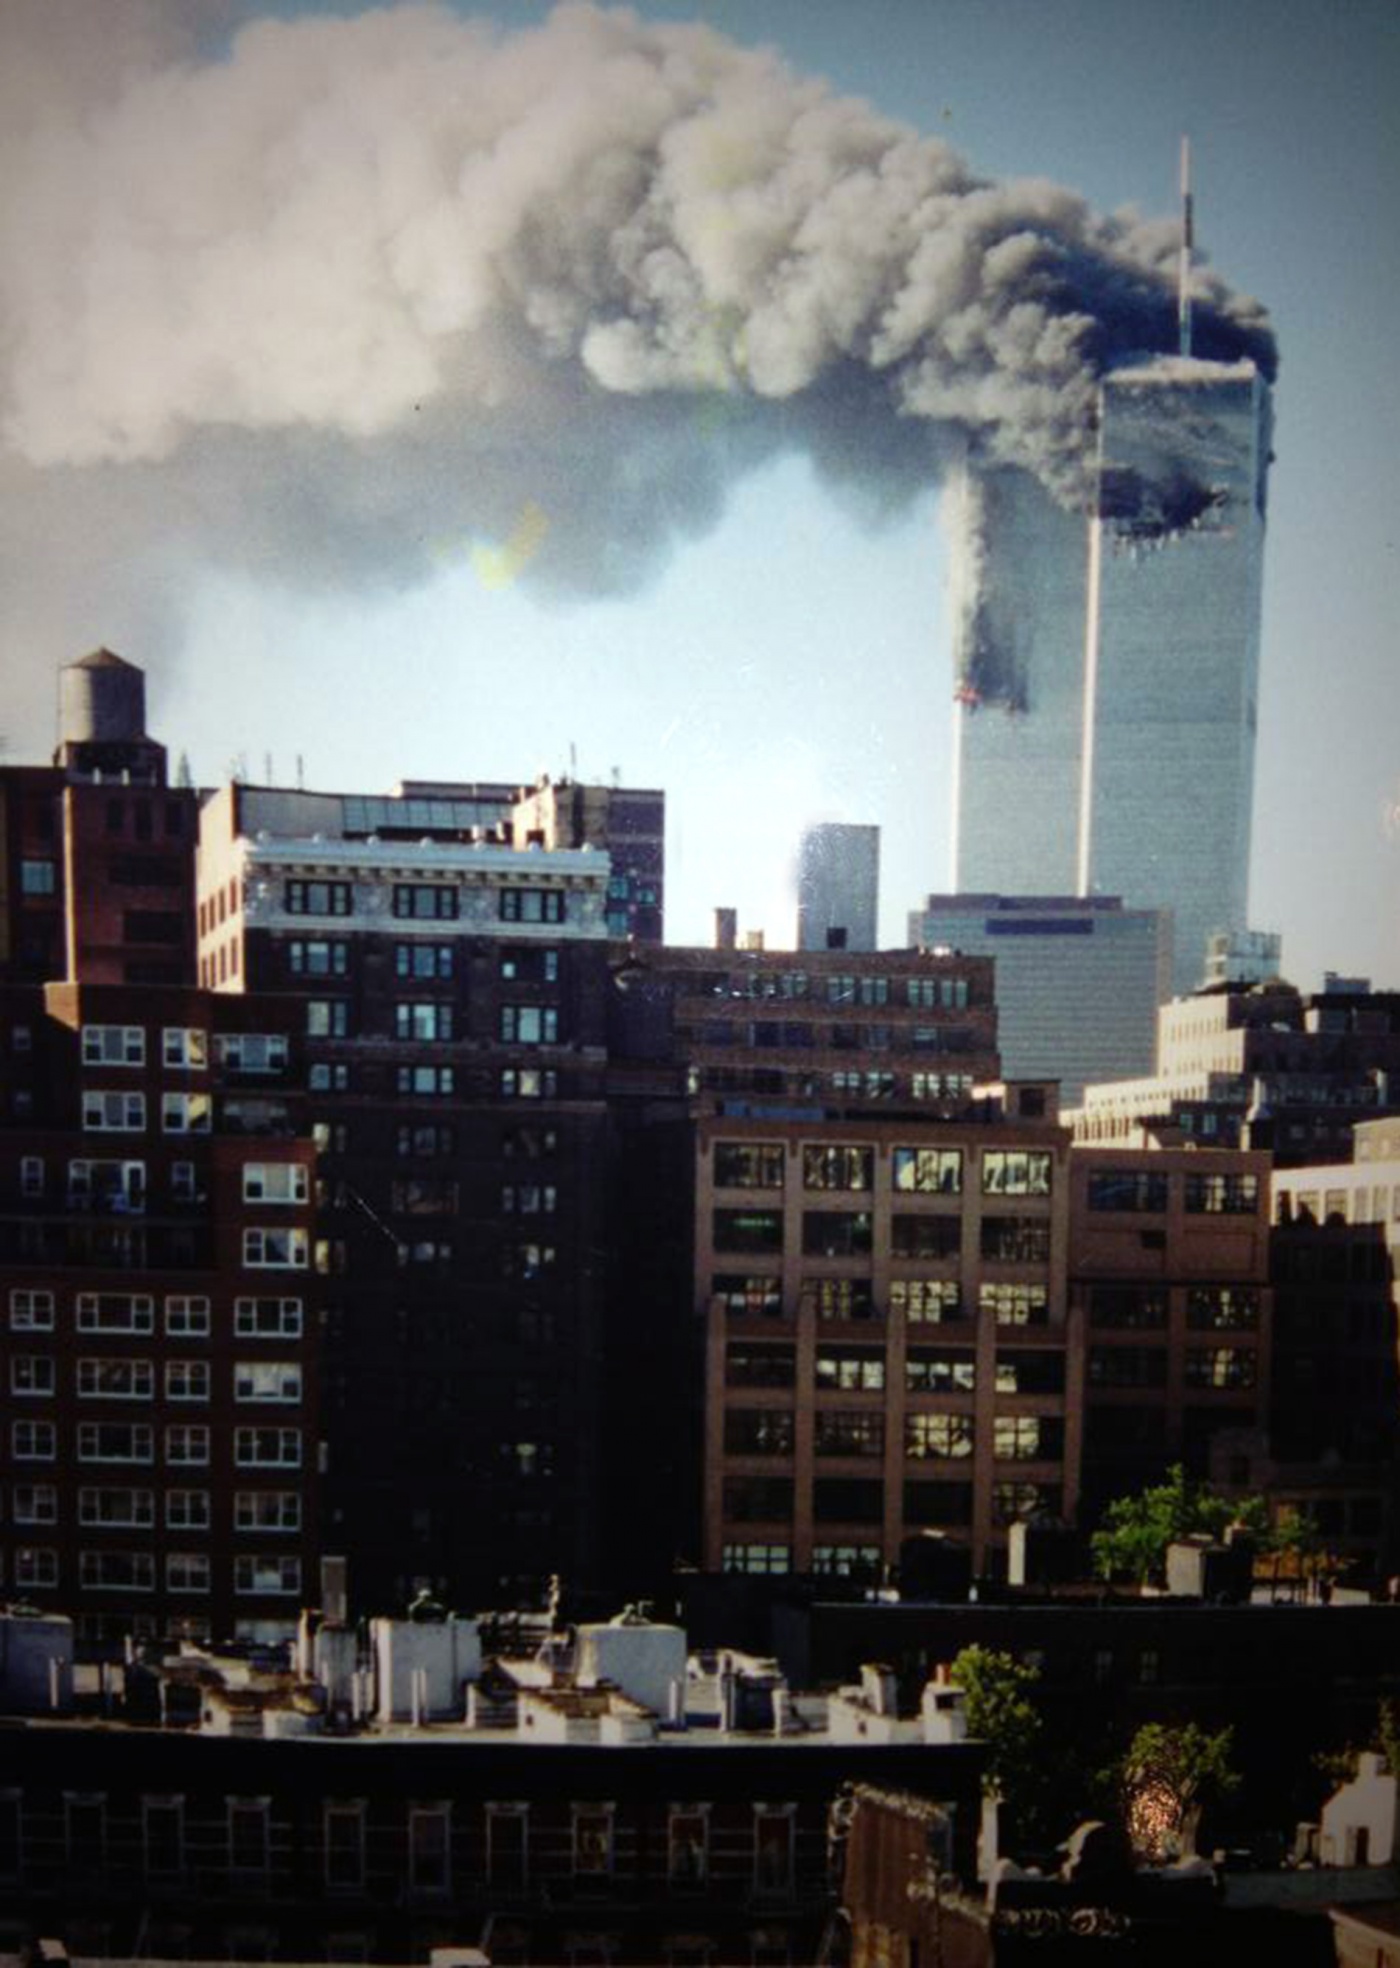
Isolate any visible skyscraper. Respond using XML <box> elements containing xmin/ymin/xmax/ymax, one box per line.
<box><xmin>951</xmin><ymin>356</ymin><xmax>1272</xmax><ymax>995</ymax></box>
<box><xmin>797</xmin><ymin>823</ymin><xmax>880</xmax><ymax>953</ymax></box>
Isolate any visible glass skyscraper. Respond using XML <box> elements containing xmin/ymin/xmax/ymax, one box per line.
<box><xmin>951</xmin><ymin>356</ymin><xmax>1272</xmax><ymax>996</ymax></box>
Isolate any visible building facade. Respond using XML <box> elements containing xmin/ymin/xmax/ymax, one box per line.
<box><xmin>951</xmin><ymin>359</ymin><xmax>1271</xmax><ymax>996</ymax></box>
<box><xmin>910</xmin><ymin>893</ymin><xmax>1170</xmax><ymax>1106</ymax></box>
<box><xmin>700</xmin><ymin>1107</ymin><xmax>1077</xmax><ymax>1580</ymax></box>
<box><xmin>796</xmin><ymin>824</ymin><xmax>880</xmax><ymax>955</ymax></box>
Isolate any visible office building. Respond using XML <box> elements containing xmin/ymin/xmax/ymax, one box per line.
<box><xmin>699</xmin><ymin>1099</ymin><xmax>1078</xmax><ymax>1579</ymax></box>
<box><xmin>951</xmin><ymin>358</ymin><xmax>1272</xmax><ymax>994</ymax></box>
<box><xmin>1069</xmin><ymin>978</ymin><xmax>1400</xmax><ymax>1165</ymax></box>
<box><xmin>797</xmin><ymin>823</ymin><xmax>879</xmax><ymax>954</ymax></box>
<box><xmin>910</xmin><ymin>893</ymin><xmax>1170</xmax><ymax>1105</ymax></box>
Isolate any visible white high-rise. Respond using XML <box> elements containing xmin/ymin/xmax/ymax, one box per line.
<box><xmin>951</xmin><ymin>357</ymin><xmax>1272</xmax><ymax>995</ymax></box>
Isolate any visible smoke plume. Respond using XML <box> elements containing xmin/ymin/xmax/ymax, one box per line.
<box><xmin>0</xmin><ymin>0</ymin><xmax>1274</xmax><ymax>735</ymax></box>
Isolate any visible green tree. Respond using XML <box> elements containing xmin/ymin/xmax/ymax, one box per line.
<box><xmin>949</xmin><ymin>1644</ymin><xmax>1046</xmax><ymax>1836</ymax></box>
<box><xmin>1116</xmin><ymin>1721</ymin><xmax>1240</xmax><ymax>1860</ymax></box>
<box><xmin>1090</xmin><ymin>1465</ymin><xmax>1268</xmax><ymax>1586</ymax></box>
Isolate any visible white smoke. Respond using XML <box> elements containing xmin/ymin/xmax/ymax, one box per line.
<box><xmin>0</xmin><ymin>0</ymin><xmax>1273</xmax><ymax>732</ymax></box>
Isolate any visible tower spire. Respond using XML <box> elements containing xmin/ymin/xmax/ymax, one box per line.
<box><xmin>1178</xmin><ymin>135</ymin><xmax>1194</xmax><ymax>358</ymax></box>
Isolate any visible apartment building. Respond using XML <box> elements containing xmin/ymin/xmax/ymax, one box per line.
<box><xmin>0</xmin><ymin>980</ymin><xmax>317</xmax><ymax>1646</ymax></box>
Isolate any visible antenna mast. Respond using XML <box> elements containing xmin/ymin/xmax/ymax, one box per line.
<box><xmin>1178</xmin><ymin>135</ymin><xmax>1194</xmax><ymax>358</ymax></box>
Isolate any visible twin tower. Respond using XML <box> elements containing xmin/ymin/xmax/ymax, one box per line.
<box><xmin>950</xmin><ymin>354</ymin><xmax>1272</xmax><ymax>996</ymax></box>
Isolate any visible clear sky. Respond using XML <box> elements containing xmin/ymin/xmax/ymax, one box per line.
<box><xmin>3</xmin><ymin>0</ymin><xmax>1396</xmax><ymax>990</ymax></box>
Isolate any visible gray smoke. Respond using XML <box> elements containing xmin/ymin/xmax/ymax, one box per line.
<box><xmin>0</xmin><ymin>0</ymin><xmax>1274</xmax><ymax>733</ymax></box>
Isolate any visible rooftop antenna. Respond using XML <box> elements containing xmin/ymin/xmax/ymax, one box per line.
<box><xmin>1177</xmin><ymin>135</ymin><xmax>1194</xmax><ymax>358</ymax></box>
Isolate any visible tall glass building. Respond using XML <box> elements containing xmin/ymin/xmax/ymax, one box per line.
<box><xmin>951</xmin><ymin>356</ymin><xmax>1272</xmax><ymax>996</ymax></box>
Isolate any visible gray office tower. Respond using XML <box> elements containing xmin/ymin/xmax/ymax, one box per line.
<box><xmin>910</xmin><ymin>893</ymin><xmax>1170</xmax><ymax>1107</ymax></box>
<box><xmin>797</xmin><ymin>823</ymin><xmax>880</xmax><ymax>952</ymax></box>
<box><xmin>950</xmin><ymin>357</ymin><xmax>1272</xmax><ymax>995</ymax></box>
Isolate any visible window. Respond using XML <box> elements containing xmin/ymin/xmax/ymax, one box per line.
<box><xmin>213</xmin><ymin>1032</ymin><xmax>288</xmax><ymax>1074</ymax></box>
<box><xmin>714</xmin><ymin>1143</ymin><xmax>784</xmax><ymax>1189</ymax></box>
<box><xmin>814</xmin><ymin>1345</ymin><xmax>884</xmax><ymax>1392</ymax></box>
<box><xmin>397</xmin><ymin>1123</ymin><xmax>455</xmax><ymax>1158</ymax></box>
<box><xmin>906</xmin><ymin>1348</ymin><xmax>975</xmax><ymax>1393</ymax></box>
<box><xmin>10</xmin><ymin>1289</ymin><xmax>54</xmax><ymax>1331</ymax></box>
<box><xmin>891</xmin><ymin>1215</ymin><xmax>961</xmax><ymax>1260</ymax></box>
<box><xmin>306</xmin><ymin>999</ymin><xmax>349</xmax><ymax>1038</ymax></box>
<box><xmin>500</xmin><ymin>888</ymin><xmax>564</xmax><ymax>923</ymax></box>
<box><xmin>981</xmin><ymin>1282</ymin><xmax>1050</xmax><ymax>1326</ymax></box>
<box><xmin>76</xmin><ymin>1291</ymin><xmax>154</xmax><ymax>1338</ymax></box>
<box><xmin>722</xmin><ymin>1476</ymin><xmax>793</xmax><ymax>1522</ymax></box>
<box><xmin>163</xmin><ymin>1028</ymin><xmax>208</xmax><ymax>1070</ymax></box>
<box><xmin>83</xmin><ymin>1090</ymin><xmax>146</xmax><ymax>1133</ymax></box>
<box><xmin>14</xmin><ymin>1483</ymin><xmax>58</xmax><ymax>1524</ymax></box>
<box><xmin>80</xmin><ymin>1549</ymin><xmax>156</xmax><ymax>1591</ymax></box>
<box><xmin>285</xmin><ymin>879</ymin><xmax>351</xmax><ymax>916</ymax></box>
<box><xmin>13</xmin><ymin>1419</ymin><xmax>57</xmax><ymax>1460</ymax></box>
<box><xmin>1089</xmin><ymin>1286</ymin><xmax>1166</xmax><ymax>1330</ymax></box>
<box><xmin>802</xmin><ymin>1211</ymin><xmax>872</xmax><ymax>1257</ymax></box>
<box><xmin>500</xmin><ymin>1005</ymin><xmax>558</xmax><ymax>1045</ymax></box>
<box><xmin>243</xmin><ymin>1227</ymin><xmax>309</xmax><ymax>1269</ymax></box>
<box><xmin>407</xmin><ymin>1803</ymin><xmax>451</xmax><ymax>1894</ymax></box>
<box><xmin>165</xmin><ymin>1296</ymin><xmax>211</xmax><ymax>1337</ymax></box>
<box><xmin>573</xmin><ymin>1806</ymin><xmax>614</xmax><ymax>1877</ymax></box>
<box><xmin>993</xmin><ymin>1481</ymin><xmax>1062</xmax><ymax>1525</ymax></box>
<box><xmin>1186</xmin><ymin>1286</ymin><xmax>1260</xmax><ymax>1331</ymax></box>
<box><xmin>1087</xmin><ymin>1168</ymin><xmax>1168</xmax><ymax>1212</ymax></box>
<box><xmin>14</xmin><ymin>1547</ymin><xmax>58</xmax><ymax>1587</ymax></box>
<box><xmin>713</xmin><ymin>1274</ymin><xmax>784</xmax><ymax>1318</ymax></box>
<box><xmin>243</xmin><ymin>1163</ymin><xmax>308</xmax><ymax>1204</ymax></box>
<box><xmin>20</xmin><ymin>1155</ymin><xmax>44</xmax><ymax>1198</ymax></box>
<box><xmin>1185</xmin><ymin>1347</ymin><xmax>1257</xmax><ymax>1389</ymax></box>
<box><xmin>166</xmin><ymin>1552</ymin><xmax>211</xmax><ymax>1593</ymax></box>
<box><xmin>161</xmin><ymin>1092</ymin><xmax>212</xmax><ymax>1134</ymax></box>
<box><xmin>802</xmin><ymin>1145</ymin><xmax>873</xmax><ymax>1192</ymax></box>
<box><xmin>393</xmin><ymin>883</ymin><xmax>458</xmax><ymax>920</ymax></box>
<box><xmin>78</xmin><ymin>1358</ymin><xmax>155</xmax><ymax>1400</ymax></box>
<box><xmin>714</xmin><ymin>1209</ymin><xmax>783</xmax><ymax>1255</ymax></box>
<box><xmin>668</xmin><ymin>1808</ymin><xmax>709</xmax><ymax>1887</ymax></box>
<box><xmin>143</xmin><ymin>1797</ymin><xmax>184</xmax><ymax>1881</ymax></box>
<box><xmin>725</xmin><ymin>1343</ymin><xmax>795</xmax><ymax>1388</ymax></box>
<box><xmin>1185</xmin><ymin>1172</ymin><xmax>1259</xmax><ymax>1215</ymax></box>
<box><xmin>983</xmin><ymin>1150</ymin><xmax>1052</xmax><ymax>1196</ymax></box>
<box><xmin>235</xmin><ymin>1361</ymin><xmax>303</xmax><ymax>1404</ymax></box>
<box><xmin>905</xmin><ymin>1413</ymin><xmax>973</xmax><ymax>1460</ymax></box>
<box><xmin>486</xmin><ymin>1803</ymin><xmax>528</xmax><ymax>1888</ymax></box>
<box><xmin>170</xmin><ymin>1161</ymin><xmax>199</xmax><ymax>1203</ymax></box>
<box><xmin>165</xmin><ymin>1360</ymin><xmax>210</xmax><ymax>1402</ymax></box>
<box><xmin>892</xmin><ymin>1147</ymin><xmax>963</xmax><ymax>1194</ymax></box>
<box><xmin>398</xmin><ymin>1001</ymin><xmax>455</xmax><ymax>1042</ymax></box>
<box><xmin>235</xmin><ymin>1426</ymin><xmax>301</xmax><ymax>1467</ymax></box>
<box><xmin>235</xmin><ymin>1297</ymin><xmax>303</xmax><ymax>1339</ymax></box>
<box><xmin>813</xmin><ymin>1410</ymin><xmax>884</xmax><ymax>1457</ymax></box>
<box><xmin>399</xmin><ymin>1064</ymin><xmax>455</xmax><ymax>1096</ymax></box>
<box><xmin>166</xmin><ymin>1489</ymin><xmax>210</xmax><ymax>1530</ymax></box>
<box><xmin>995</xmin><ymin>1350</ymin><xmax>1067</xmax><ymax>1394</ymax></box>
<box><xmin>11</xmin><ymin>1354</ymin><xmax>56</xmax><ymax>1397</ymax></box>
<box><xmin>497</xmin><ymin>1181</ymin><xmax>552</xmax><ymax>1215</ymax></box>
<box><xmin>79</xmin><ymin>1486</ymin><xmax>154</xmax><ymax>1527</ymax></box>
<box><xmin>235</xmin><ymin>1554</ymin><xmax>303</xmax><ymax>1595</ymax></box>
<box><xmin>721</xmin><ymin>1542</ymin><xmax>791</xmax><ymax>1575</ymax></box>
<box><xmin>229</xmin><ymin>1799</ymin><xmax>270</xmax><ymax>1879</ymax></box>
<box><xmin>287</xmin><ymin>938</ymin><xmax>348</xmax><ymax>977</ymax></box>
<box><xmin>891</xmin><ymin>1279</ymin><xmax>962</xmax><ymax>1324</ymax></box>
<box><xmin>993</xmin><ymin>1416</ymin><xmax>1063</xmax><ymax>1460</ymax></box>
<box><xmin>980</xmin><ymin>1216</ymin><xmax>1051</xmax><ymax>1263</ymax></box>
<box><xmin>68</xmin><ymin>1157</ymin><xmax>145</xmax><ymax>1210</ymax></box>
<box><xmin>753</xmin><ymin>1809</ymin><xmax>794</xmax><ymax>1895</ymax></box>
<box><xmin>20</xmin><ymin>858</ymin><xmax>56</xmax><ymax>895</ymax></box>
<box><xmin>802</xmin><ymin>1277</ymin><xmax>876</xmax><ymax>1321</ymax></box>
<box><xmin>1087</xmin><ymin>1346</ymin><xmax>1166</xmax><ymax>1388</ymax></box>
<box><xmin>325</xmin><ymin>1803</ymin><xmax>365</xmax><ymax>1893</ymax></box>
<box><xmin>723</xmin><ymin>1409</ymin><xmax>794</xmax><ymax>1456</ymax></box>
<box><xmin>82</xmin><ymin>1024</ymin><xmax>145</xmax><ymax>1066</ymax></box>
<box><xmin>395</xmin><ymin>943</ymin><xmax>454</xmax><ymax>979</ymax></box>
<box><xmin>164</xmin><ymin>1425</ymin><xmax>210</xmax><ymax>1466</ymax></box>
<box><xmin>235</xmin><ymin>1491</ymin><xmax>301</xmax><ymax>1532</ymax></box>
<box><xmin>811</xmin><ymin>1544</ymin><xmax>881</xmax><ymax>1578</ymax></box>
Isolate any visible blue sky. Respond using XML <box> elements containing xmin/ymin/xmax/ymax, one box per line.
<box><xmin>7</xmin><ymin>0</ymin><xmax>1397</xmax><ymax>989</ymax></box>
